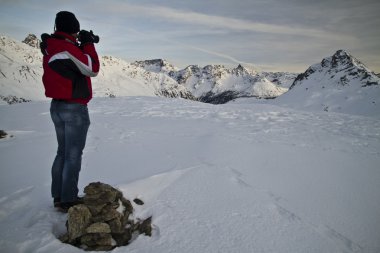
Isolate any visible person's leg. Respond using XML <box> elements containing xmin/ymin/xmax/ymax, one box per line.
<box><xmin>50</xmin><ymin>100</ymin><xmax>65</xmax><ymax>201</ymax></box>
<box><xmin>60</xmin><ymin>103</ymin><xmax>90</xmax><ymax>203</ymax></box>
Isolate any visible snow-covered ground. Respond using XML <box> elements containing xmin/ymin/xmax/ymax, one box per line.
<box><xmin>1</xmin><ymin>97</ymin><xmax>380</xmax><ymax>253</ymax></box>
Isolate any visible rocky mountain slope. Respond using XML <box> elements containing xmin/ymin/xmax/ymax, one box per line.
<box><xmin>0</xmin><ymin>34</ymin><xmax>290</xmax><ymax>104</ymax></box>
<box><xmin>5</xmin><ymin>34</ymin><xmax>378</xmax><ymax>115</ymax></box>
<box><xmin>274</xmin><ymin>50</ymin><xmax>380</xmax><ymax>116</ymax></box>
<box><xmin>170</xmin><ymin>64</ymin><xmax>287</xmax><ymax>104</ymax></box>
<box><xmin>0</xmin><ymin>34</ymin><xmax>43</xmax><ymax>103</ymax></box>
<box><xmin>262</xmin><ymin>72</ymin><xmax>299</xmax><ymax>89</ymax></box>
<box><xmin>95</xmin><ymin>56</ymin><xmax>195</xmax><ymax>100</ymax></box>
<box><xmin>0</xmin><ymin>35</ymin><xmax>195</xmax><ymax>103</ymax></box>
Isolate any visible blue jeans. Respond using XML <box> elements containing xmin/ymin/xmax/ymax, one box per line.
<box><xmin>50</xmin><ymin>100</ymin><xmax>90</xmax><ymax>203</ymax></box>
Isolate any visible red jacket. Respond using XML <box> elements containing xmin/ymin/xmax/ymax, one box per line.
<box><xmin>42</xmin><ymin>31</ymin><xmax>99</xmax><ymax>104</ymax></box>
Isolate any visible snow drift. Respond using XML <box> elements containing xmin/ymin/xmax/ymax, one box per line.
<box><xmin>0</xmin><ymin>97</ymin><xmax>380</xmax><ymax>252</ymax></box>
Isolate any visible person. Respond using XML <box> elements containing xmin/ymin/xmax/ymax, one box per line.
<box><xmin>40</xmin><ymin>11</ymin><xmax>100</xmax><ymax>212</ymax></box>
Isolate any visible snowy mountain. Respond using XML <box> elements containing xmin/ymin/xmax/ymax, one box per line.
<box><xmin>0</xmin><ymin>34</ymin><xmax>287</xmax><ymax>104</ymax></box>
<box><xmin>94</xmin><ymin>55</ymin><xmax>194</xmax><ymax>100</ymax></box>
<box><xmin>262</xmin><ymin>71</ymin><xmax>299</xmax><ymax>89</ymax></box>
<box><xmin>0</xmin><ymin>35</ymin><xmax>195</xmax><ymax>104</ymax></box>
<box><xmin>170</xmin><ymin>64</ymin><xmax>287</xmax><ymax>104</ymax></box>
<box><xmin>0</xmin><ymin>35</ymin><xmax>44</xmax><ymax>103</ymax></box>
<box><xmin>2</xmin><ymin>34</ymin><xmax>379</xmax><ymax>116</ymax></box>
<box><xmin>131</xmin><ymin>59</ymin><xmax>178</xmax><ymax>74</ymax></box>
<box><xmin>274</xmin><ymin>50</ymin><xmax>380</xmax><ymax>116</ymax></box>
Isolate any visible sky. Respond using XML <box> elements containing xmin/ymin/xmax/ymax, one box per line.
<box><xmin>0</xmin><ymin>0</ymin><xmax>379</xmax><ymax>73</ymax></box>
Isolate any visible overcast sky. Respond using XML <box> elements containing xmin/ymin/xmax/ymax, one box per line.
<box><xmin>1</xmin><ymin>0</ymin><xmax>379</xmax><ymax>73</ymax></box>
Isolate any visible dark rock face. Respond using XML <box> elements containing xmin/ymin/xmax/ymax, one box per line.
<box><xmin>0</xmin><ymin>130</ymin><xmax>8</xmax><ymax>139</ymax></box>
<box><xmin>199</xmin><ymin>91</ymin><xmax>241</xmax><ymax>104</ymax></box>
<box><xmin>0</xmin><ymin>95</ymin><xmax>31</xmax><ymax>105</ymax></box>
<box><xmin>22</xmin><ymin>34</ymin><xmax>40</xmax><ymax>48</ymax></box>
<box><xmin>59</xmin><ymin>182</ymin><xmax>152</xmax><ymax>251</ymax></box>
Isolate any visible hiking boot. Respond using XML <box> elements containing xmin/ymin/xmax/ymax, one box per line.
<box><xmin>54</xmin><ymin>197</ymin><xmax>61</xmax><ymax>208</ymax></box>
<box><xmin>54</xmin><ymin>197</ymin><xmax>84</xmax><ymax>213</ymax></box>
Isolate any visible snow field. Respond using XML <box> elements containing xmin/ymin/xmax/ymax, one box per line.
<box><xmin>1</xmin><ymin>97</ymin><xmax>380</xmax><ymax>253</ymax></box>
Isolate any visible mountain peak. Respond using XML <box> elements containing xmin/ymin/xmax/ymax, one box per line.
<box><xmin>330</xmin><ymin>49</ymin><xmax>359</xmax><ymax>68</ymax></box>
<box><xmin>22</xmin><ymin>34</ymin><xmax>40</xmax><ymax>48</ymax></box>
<box><xmin>282</xmin><ymin>50</ymin><xmax>380</xmax><ymax>115</ymax></box>
<box><xmin>291</xmin><ymin>49</ymin><xmax>379</xmax><ymax>90</ymax></box>
<box><xmin>132</xmin><ymin>59</ymin><xmax>177</xmax><ymax>73</ymax></box>
<box><xmin>334</xmin><ymin>49</ymin><xmax>350</xmax><ymax>57</ymax></box>
<box><xmin>232</xmin><ymin>64</ymin><xmax>250</xmax><ymax>75</ymax></box>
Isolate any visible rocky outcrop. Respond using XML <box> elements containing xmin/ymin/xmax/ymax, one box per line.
<box><xmin>0</xmin><ymin>95</ymin><xmax>31</xmax><ymax>105</ymax></box>
<box><xmin>132</xmin><ymin>59</ymin><xmax>177</xmax><ymax>73</ymax></box>
<box><xmin>262</xmin><ymin>72</ymin><xmax>298</xmax><ymax>89</ymax></box>
<box><xmin>0</xmin><ymin>130</ymin><xmax>9</xmax><ymax>139</ymax></box>
<box><xmin>22</xmin><ymin>34</ymin><xmax>40</xmax><ymax>48</ymax></box>
<box><xmin>199</xmin><ymin>91</ymin><xmax>240</xmax><ymax>104</ymax></box>
<box><xmin>59</xmin><ymin>182</ymin><xmax>152</xmax><ymax>251</ymax></box>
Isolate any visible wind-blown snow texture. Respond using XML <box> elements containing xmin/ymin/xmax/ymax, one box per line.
<box><xmin>1</xmin><ymin>97</ymin><xmax>380</xmax><ymax>253</ymax></box>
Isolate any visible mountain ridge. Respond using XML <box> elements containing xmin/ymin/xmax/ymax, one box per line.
<box><xmin>2</xmin><ymin>34</ymin><xmax>379</xmax><ymax>116</ymax></box>
<box><xmin>0</xmin><ymin>34</ymin><xmax>291</xmax><ymax>104</ymax></box>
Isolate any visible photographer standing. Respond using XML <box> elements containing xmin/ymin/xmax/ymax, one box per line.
<box><xmin>41</xmin><ymin>11</ymin><xmax>100</xmax><ymax>212</ymax></box>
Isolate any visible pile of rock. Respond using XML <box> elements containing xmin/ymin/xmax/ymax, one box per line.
<box><xmin>59</xmin><ymin>182</ymin><xmax>152</xmax><ymax>251</ymax></box>
<box><xmin>0</xmin><ymin>130</ymin><xmax>8</xmax><ymax>139</ymax></box>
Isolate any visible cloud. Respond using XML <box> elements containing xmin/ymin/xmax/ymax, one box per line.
<box><xmin>103</xmin><ymin>2</ymin><xmax>351</xmax><ymax>41</ymax></box>
<box><xmin>87</xmin><ymin>0</ymin><xmax>379</xmax><ymax>72</ymax></box>
<box><xmin>173</xmin><ymin>42</ymin><xmax>256</xmax><ymax>67</ymax></box>
<box><xmin>120</xmin><ymin>27</ymin><xmax>254</xmax><ymax>67</ymax></box>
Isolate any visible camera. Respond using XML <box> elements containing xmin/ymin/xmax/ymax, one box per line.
<box><xmin>78</xmin><ymin>30</ymin><xmax>99</xmax><ymax>44</ymax></box>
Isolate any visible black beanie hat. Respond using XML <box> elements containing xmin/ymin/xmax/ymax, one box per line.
<box><xmin>55</xmin><ymin>11</ymin><xmax>80</xmax><ymax>34</ymax></box>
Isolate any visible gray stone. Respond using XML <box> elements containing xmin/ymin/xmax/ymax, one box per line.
<box><xmin>80</xmin><ymin>233</ymin><xmax>112</xmax><ymax>247</ymax></box>
<box><xmin>92</xmin><ymin>205</ymin><xmax>121</xmax><ymax>222</ymax></box>
<box><xmin>121</xmin><ymin>197</ymin><xmax>133</xmax><ymax>225</ymax></box>
<box><xmin>0</xmin><ymin>130</ymin><xmax>8</xmax><ymax>139</ymax></box>
<box><xmin>58</xmin><ymin>233</ymin><xmax>69</xmax><ymax>243</ymax></box>
<box><xmin>138</xmin><ymin>216</ymin><xmax>152</xmax><ymax>236</ymax></box>
<box><xmin>86</xmin><ymin>203</ymin><xmax>107</xmax><ymax>216</ymax></box>
<box><xmin>133</xmin><ymin>198</ymin><xmax>144</xmax><ymax>205</ymax></box>
<box><xmin>67</xmin><ymin>204</ymin><xmax>92</xmax><ymax>242</ymax></box>
<box><xmin>84</xmin><ymin>182</ymin><xmax>122</xmax><ymax>201</ymax></box>
<box><xmin>85</xmin><ymin>191</ymin><xmax>119</xmax><ymax>205</ymax></box>
<box><xmin>121</xmin><ymin>197</ymin><xmax>133</xmax><ymax>214</ymax></box>
<box><xmin>86</xmin><ymin>222</ymin><xmax>111</xmax><ymax>234</ymax></box>
<box><xmin>108</xmin><ymin>218</ymin><xmax>124</xmax><ymax>234</ymax></box>
<box><xmin>112</xmin><ymin>229</ymin><xmax>132</xmax><ymax>246</ymax></box>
